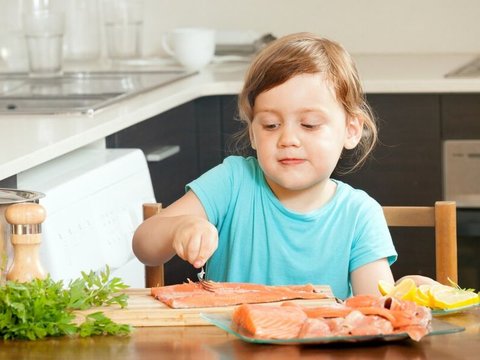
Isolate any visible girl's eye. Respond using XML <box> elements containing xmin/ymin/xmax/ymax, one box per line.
<box><xmin>301</xmin><ymin>123</ymin><xmax>320</xmax><ymax>129</ymax></box>
<box><xmin>301</xmin><ymin>116</ymin><xmax>324</xmax><ymax>129</ymax></box>
<box><xmin>263</xmin><ymin>123</ymin><xmax>279</xmax><ymax>130</ymax></box>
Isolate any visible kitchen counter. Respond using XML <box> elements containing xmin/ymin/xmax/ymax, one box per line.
<box><xmin>1</xmin><ymin>53</ymin><xmax>480</xmax><ymax>181</ymax></box>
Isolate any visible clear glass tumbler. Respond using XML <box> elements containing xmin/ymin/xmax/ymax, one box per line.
<box><xmin>103</xmin><ymin>0</ymin><xmax>144</xmax><ymax>60</ymax></box>
<box><xmin>23</xmin><ymin>10</ymin><xmax>65</xmax><ymax>77</ymax></box>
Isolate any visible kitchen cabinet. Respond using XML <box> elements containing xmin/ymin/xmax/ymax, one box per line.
<box><xmin>441</xmin><ymin>94</ymin><xmax>480</xmax><ymax>139</ymax></box>
<box><xmin>336</xmin><ymin>94</ymin><xmax>442</xmax><ymax>206</ymax></box>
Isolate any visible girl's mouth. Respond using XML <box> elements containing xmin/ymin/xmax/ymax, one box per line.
<box><xmin>279</xmin><ymin>158</ymin><xmax>305</xmax><ymax>165</ymax></box>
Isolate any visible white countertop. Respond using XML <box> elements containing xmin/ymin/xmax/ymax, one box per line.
<box><xmin>1</xmin><ymin>53</ymin><xmax>480</xmax><ymax>181</ymax></box>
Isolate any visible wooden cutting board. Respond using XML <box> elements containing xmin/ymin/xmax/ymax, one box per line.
<box><xmin>74</xmin><ymin>286</ymin><xmax>335</xmax><ymax>327</ymax></box>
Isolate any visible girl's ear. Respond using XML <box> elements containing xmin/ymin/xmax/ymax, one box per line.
<box><xmin>344</xmin><ymin>116</ymin><xmax>363</xmax><ymax>150</ymax></box>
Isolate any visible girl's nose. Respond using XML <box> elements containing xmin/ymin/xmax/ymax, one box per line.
<box><xmin>278</xmin><ymin>124</ymin><xmax>301</xmax><ymax>147</ymax></box>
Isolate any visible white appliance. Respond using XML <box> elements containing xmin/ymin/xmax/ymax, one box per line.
<box><xmin>16</xmin><ymin>147</ymin><xmax>155</xmax><ymax>287</ymax></box>
<box><xmin>443</xmin><ymin>140</ymin><xmax>480</xmax><ymax>207</ymax></box>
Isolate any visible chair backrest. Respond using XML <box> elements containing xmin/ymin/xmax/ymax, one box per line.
<box><xmin>382</xmin><ymin>201</ymin><xmax>457</xmax><ymax>285</ymax></box>
<box><xmin>143</xmin><ymin>203</ymin><xmax>165</xmax><ymax>288</ymax></box>
<box><xmin>141</xmin><ymin>201</ymin><xmax>458</xmax><ymax>287</ymax></box>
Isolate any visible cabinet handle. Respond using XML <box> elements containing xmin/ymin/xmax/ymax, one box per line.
<box><xmin>146</xmin><ymin>145</ymin><xmax>180</xmax><ymax>162</ymax></box>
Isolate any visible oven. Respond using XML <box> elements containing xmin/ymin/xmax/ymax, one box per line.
<box><xmin>443</xmin><ymin>140</ymin><xmax>480</xmax><ymax>290</ymax></box>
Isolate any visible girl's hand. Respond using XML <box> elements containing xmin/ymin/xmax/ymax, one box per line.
<box><xmin>172</xmin><ymin>215</ymin><xmax>218</xmax><ymax>268</ymax></box>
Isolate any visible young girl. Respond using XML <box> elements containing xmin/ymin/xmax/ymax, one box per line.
<box><xmin>133</xmin><ymin>32</ymin><xmax>398</xmax><ymax>299</ymax></box>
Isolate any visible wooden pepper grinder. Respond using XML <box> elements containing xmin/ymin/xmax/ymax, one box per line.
<box><xmin>5</xmin><ymin>202</ymin><xmax>47</xmax><ymax>282</ymax></box>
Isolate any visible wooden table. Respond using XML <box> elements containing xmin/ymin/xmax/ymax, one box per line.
<box><xmin>1</xmin><ymin>308</ymin><xmax>478</xmax><ymax>359</ymax></box>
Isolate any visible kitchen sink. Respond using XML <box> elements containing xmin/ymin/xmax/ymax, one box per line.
<box><xmin>445</xmin><ymin>56</ymin><xmax>480</xmax><ymax>78</ymax></box>
<box><xmin>0</xmin><ymin>70</ymin><xmax>195</xmax><ymax>114</ymax></box>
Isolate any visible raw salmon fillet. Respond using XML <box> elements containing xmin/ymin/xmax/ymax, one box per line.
<box><xmin>232</xmin><ymin>303</ymin><xmax>308</xmax><ymax>339</ymax></box>
<box><xmin>231</xmin><ymin>294</ymin><xmax>432</xmax><ymax>341</ymax></box>
<box><xmin>151</xmin><ymin>282</ymin><xmax>329</xmax><ymax>309</ymax></box>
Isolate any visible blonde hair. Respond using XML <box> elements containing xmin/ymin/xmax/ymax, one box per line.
<box><xmin>235</xmin><ymin>32</ymin><xmax>377</xmax><ymax>173</ymax></box>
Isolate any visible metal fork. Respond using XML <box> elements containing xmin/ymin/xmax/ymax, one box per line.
<box><xmin>197</xmin><ymin>267</ymin><xmax>219</xmax><ymax>292</ymax></box>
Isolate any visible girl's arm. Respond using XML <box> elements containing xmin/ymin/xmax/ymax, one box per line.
<box><xmin>132</xmin><ymin>191</ymin><xmax>218</xmax><ymax>268</ymax></box>
<box><xmin>351</xmin><ymin>260</ymin><xmax>440</xmax><ymax>295</ymax></box>
<box><xmin>350</xmin><ymin>258</ymin><xmax>395</xmax><ymax>295</ymax></box>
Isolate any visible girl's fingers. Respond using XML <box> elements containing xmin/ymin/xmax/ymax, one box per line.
<box><xmin>173</xmin><ymin>217</ymin><xmax>218</xmax><ymax>268</ymax></box>
<box><xmin>193</xmin><ymin>227</ymin><xmax>218</xmax><ymax>268</ymax></box>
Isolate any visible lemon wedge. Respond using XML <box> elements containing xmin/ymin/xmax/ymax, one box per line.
<box><xmin>378</xmin><ymin>280</ymin><xmax>395</xmax><ymax>296</ymax></box>
<box><xmin>389</xmin><ymin>278</ymin><xmax>418</xmax><ymax>301</ymax></box>
<box><xmin>429</xmin><ymin>285</ymin><xmax>480</xmax><ymax>310</ymax></box>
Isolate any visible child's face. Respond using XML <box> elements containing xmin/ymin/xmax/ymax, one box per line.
<box><xmin>250</xmin><ymin>73</ymin><xmax>363</xmax><ymax>196</ymax></box>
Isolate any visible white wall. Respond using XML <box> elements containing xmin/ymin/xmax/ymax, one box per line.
<box><xmin>141</xmin><ymin>0</ymin><xmax>480</xmax><ymax>56</ymax></box>
<box><xmin>1</xmin><ymin>0</ymin><xmax>479</xmax><ymax>62</ymax></box>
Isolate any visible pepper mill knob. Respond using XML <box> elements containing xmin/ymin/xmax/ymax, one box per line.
<box><xmin>5</xmin><ymin>202</ymin><xmax>47</xmax><ymax>282</ymax></box>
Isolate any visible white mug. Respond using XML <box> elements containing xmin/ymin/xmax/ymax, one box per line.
<box><xmin>162</xmin><ymin>28</ymin><xmax>215</xmax><ymax>71</ymax></box>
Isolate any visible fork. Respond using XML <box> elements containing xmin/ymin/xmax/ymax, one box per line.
<box><xmin>197</xmin><ymin>267</ymin><xmax>219</xmax><ymax>292</ymax></box>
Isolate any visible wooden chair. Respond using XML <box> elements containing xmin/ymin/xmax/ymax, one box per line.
<box><xmin>382</xmin><ymin>201</ymin><xmax>457</xmax><ymax>285</ymax></box>
<box><xmin>143</xmin><ymin>203</ymin><xmax>165</xmax><ymax>288</ymax></box>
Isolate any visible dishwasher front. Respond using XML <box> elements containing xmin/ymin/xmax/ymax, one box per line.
<box><xmin>16</xmin><ymin>147</ymin><xmax>155</xmax><ymax>287</ymax></box>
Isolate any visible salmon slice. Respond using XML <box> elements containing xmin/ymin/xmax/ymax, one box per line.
<box><xmin>232</xmin><ymin>304</ymin><xmax>307</xmax><ymax>339</ymax></box>
<box><xmin>298</xmin><ymin>318</ymin><xmax>332</xmax><ymax>338</ymax></box>
<box><xmin>303</xmin><ymin>305</ymin><xmax>352</xmax><ymax>318</ymax></box>
<box><xmin>151</xmin><ymin>282</ymin><xmax>329</xmax><ymax>309</ymax></box>
<box><xmin>394</xmin><ymin>325</ymin><xmax>429</xmax><ymax>342</ymax></box>
<box><xmin>344</xmin><ymin>294</ymin><xmax>385</xmax><ymax>308</ymax></box>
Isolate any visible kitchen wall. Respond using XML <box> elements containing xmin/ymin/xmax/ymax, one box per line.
<box><xmin>1</xmin><ymin>0</ymin><xmax>479</xmax><ymax>66</ymax></box>
<box><xmin>142</xmin><ymin>0</ymin><xmax>480</xmax><ymax>56</ymax></box>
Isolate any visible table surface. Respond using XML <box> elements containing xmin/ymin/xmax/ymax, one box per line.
<box><xmin>1</xmin><ymin>307</ymin><xmax>478</xmax><ymax>359</ymax></box>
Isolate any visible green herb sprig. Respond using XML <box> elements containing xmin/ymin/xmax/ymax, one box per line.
<box><xmin>447</xmin><ymin>277</ymin><xmax>477</xmax><ymax>293</ymax></box>
<box><xmin>0</xmin><ymin>266</ymin><xmax>132</xmax><ymax>340</ymax></box>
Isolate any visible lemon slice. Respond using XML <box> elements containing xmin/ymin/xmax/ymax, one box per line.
<box><xmin>416</xmin><ymin>284</ymin><xmax>434</xmax><ymax>307</ymax></box>
<box><xmin>378</xmin><ymin>280</ymin><xmax>395</xmax><ymax>296</ymax></box>
<box><xmin>429</xmin><ymin>285</ymin><xmax>480</xmax><ymax>310</ymax></box>
<box><xmin>389</xmin><ymin>278</ymin><xmax>418</xmax><ymax>301</ymax></box>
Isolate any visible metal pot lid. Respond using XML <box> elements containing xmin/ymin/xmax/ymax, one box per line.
<box><xmin>0</xmin><ymin>188</ymin><xmax>45</xmax><ymax>204</ymax></box>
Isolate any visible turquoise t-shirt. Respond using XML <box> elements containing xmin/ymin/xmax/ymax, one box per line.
<box><xmin>186</xmin><ymin>156</ymin><xmax>397</xmax><ymax>299</ymax></box>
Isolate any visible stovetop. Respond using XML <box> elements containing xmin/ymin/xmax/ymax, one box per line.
<box><xmin>0</xmin><ymin>70</ymin><xmax>195</xmax><ymax>115</ymax></box>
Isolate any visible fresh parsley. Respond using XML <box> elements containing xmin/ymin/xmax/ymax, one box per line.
<box><xmin>0</xmin><ymin>266</ymin><xmax>132</xmax><ymax>340</ymax></box>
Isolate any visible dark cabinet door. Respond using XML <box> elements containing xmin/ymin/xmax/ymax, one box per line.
<box><xmin>335</xmin><ymin>94</ymin><xmax>442</xmax><ymax>206</ymax></box>
<box><xmin>442</xmin><ymin>94</ymin><xmax>480</xmax><ymax>139</ymax></box>
<box><xmin>194</xmin><ymin>96</ymin><xmax>223</xmax><ymax>174</ymax></box>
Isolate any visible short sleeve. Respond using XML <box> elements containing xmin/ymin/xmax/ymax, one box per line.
<box><xmin>349</xmin><ymin>199</ymin><xmax>398</xmax><ymax>272</ymax></box>
<box><xmin>186</xmin><ymin>156</ymin><xmax>242</xmax><ymax>227</ymax></box>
